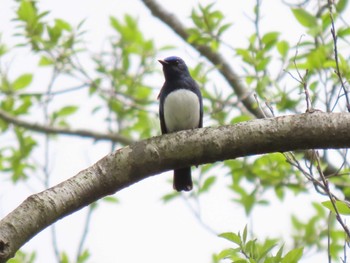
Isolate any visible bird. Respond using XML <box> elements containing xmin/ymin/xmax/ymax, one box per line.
<box><xmin>158</xmin><ymin>56</ymin><xmax>203</xmax><ymax>191</ymax></box>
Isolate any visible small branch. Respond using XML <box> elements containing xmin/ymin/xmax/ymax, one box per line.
<box><xmin>315</xmin><ymin>150</ymin><xmax>350</xmax><ymax>239</ymax></box>
<box><xmin>76</xmin><ymin>205</ymin><xmax>94</xmax><ymax>261</ymax></box>
<box><xmin>51</xmin><ymin>225</ymin><xmax>60</xmax><ymax>262</ymax></box>
<box><xmin>254</xmin><ymin>0</ymin><xmax>263</xmax><ymax>50</ymax></box>
<box><xmin>286</xmin><ymin>149</ymin><xmax>350</xmax><ymax>238</ymax></box>
<box><xmin>342</xmin><ymin>231</ymin><xmax>347</xmax><ymax>263</ymax></box>
<box><xmin>253</xmin><ymin>93</ymin><xmax>267</xmax><ymax>118</ymax></box>
<box><xmin>0</xmin><ymin>109</ymin><xmax>133</xmax><ymax>145</ymax></box>
<box><xmin>328</xmin><ymin>0</ymin><xmax>350</xmax><ymax>112</ymax></box>
<box><xmin>285</xmin><ymin>68</ymin><xmax>312</xmax><ymax>112</ymax></box>
<box><xmin>327</xmin><ymin>212</ymin><xmax>332</xmax><ymax>263</ymax></box>
<box><xmin>265</xmin><ymin>100</ymin><xmax>275</xmax><ymax>117</ymax></box>
<box><xmin>301</xmin><ymin>70</ymin><xmax>312</xmax><ymax>112</ymax></box>
<box><xmin>181</xmin><ymin>195</ymin><xmax>217</xmax><ymax>235</ymax></box>
<box><xmin>284</xmin><ymin>151</ymin><xmax>334</xmax><ymax>196</ymax></box>
<box><xmin>285</xmin><ymin>35</ymin><xmax>313</xmax><ymax>112</ymax></box>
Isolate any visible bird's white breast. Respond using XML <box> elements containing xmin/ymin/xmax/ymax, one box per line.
<box><xmin>163</xmin><ymin>89</ymin><xmax>200</xmax><ymax>132</ymax></box>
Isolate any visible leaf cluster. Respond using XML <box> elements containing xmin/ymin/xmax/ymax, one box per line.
<box><xmin>214</xmin><ymin>226</ymin><xmax>303</xmax><ymax>263</ymax></box>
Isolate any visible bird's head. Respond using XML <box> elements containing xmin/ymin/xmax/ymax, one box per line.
<box><xmin>158</xmin><ymin>56</ymin><xmax>190</xmax><ymax>80</ymax></box>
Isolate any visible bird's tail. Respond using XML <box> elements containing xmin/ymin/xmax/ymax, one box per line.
<box><xmin>173</xmin><ymin>167</ymin><xmax>193</xmax><ymax>192</ymax></box>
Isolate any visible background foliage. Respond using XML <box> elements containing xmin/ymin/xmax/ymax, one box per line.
<box><xmin>1</xmin><ymin>0</ymin><xmax>350</xmax><ymax>262</ymax></box>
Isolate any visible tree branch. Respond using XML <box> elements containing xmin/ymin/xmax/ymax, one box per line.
<box><xmin>1</xmin><ymin>112</ymin><xmax>350</xmax><ymax>261</ymax></box>
<box><xmin>142</xmin><ymin>0</ymin><xmax>343</xmax><ymax>180</ymax></box>
<box><xmin>328</xmin><ymin>0</ymin><xmax>350</xmax><ymax>112</ymax></box>
<box><xmin>0</xmin><ymin>109</ymin><xmax>133</xmax><ymax>145</ymax></box>
<box><xmin>140</xmin><ymin>0</ymin><xmax>269</xmax><ymax>118</ymax></box>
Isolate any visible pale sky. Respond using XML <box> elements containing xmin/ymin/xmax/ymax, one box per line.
<box><xmin>0</xmin><ymin>1</ymin><xmax>347</xmax><ymax>262</ymax></box>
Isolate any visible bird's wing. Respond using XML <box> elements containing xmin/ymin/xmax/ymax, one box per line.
<box><xmin>158</xmin><ymin>87</ymin><xmax>168</xmax><ymax>134</ymax></box>
<box><xmin>192</xmin><ymin>80</ymin><xmax>203</xmax><ymax>128</ymax></box>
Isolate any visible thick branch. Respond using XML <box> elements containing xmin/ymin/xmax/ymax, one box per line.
<box><xmin>141</xmin><ymin>0</ymin><xmax>268</xmax><ymax>118</ymax></box>
<box><xmin>0</xmin><ymin>109</ymin><xmax>133</xmax><ymax>145</ymax></box>
<box><xmin>1</xmin><ymin>112</ymin><xmax>350</xmax><ymax>261</ymax></box>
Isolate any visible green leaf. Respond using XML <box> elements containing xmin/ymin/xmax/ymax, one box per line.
<box><xmin>243</xmin><ymin>225</ymin><xmax>248</xmax><ymax>243</ymax></box>
<box><xmin>191</xmin><ymin>10</ymin><xmax>203</xmax><ymax>28</ymax></box>
<box><xmin>110</xmin><ymin>16</ymin><xmax>122</xmax><ymax>32</ymax></box>
<box><xmin>103</xmin><ymin>196</ymin><xmax>119</xmax><ymax>204</ymax></box>
<box><xmin>218</xmin><ymin>23</ymin><xmax>231</xmax><ymax>36</ymax></box>
<box><xmin>162</xmin><ymin>192</ymin><xmax>180</xmax><ymax>203</ymax></box>
<box><xmin>199</xmin><ymin>175</ymin><xmax>216</xmax><ymax>193</ymax></box>
<box><xmin>0</xmin><ymin>43</ymin><xmax>7</xmax><ymax>57</ymax></box>
<box><xmin>277</xmin><ymin>40</ymin><xmax>289</xmax><ymax>58</ymax></box>
<box><xmin>60</xmin><ymin>252</ymin><xmax>69</xmax><ymax>263</ymax></box>
<box><xmin>256</xmin><ymin>57</ymin><xmax>271</xmax><ymax>71</ymax></box>
<box><xmin>291</xmin><ymin>8</ymin><xmax>318</xmax><ymax>28</ymax></box>
<box><xmin>321</xmin><ymin>13</ymin><xmax>332</xmax><ymax>31</ymax></box>
<box><xmin>39</xmin><ymin>55</ymin><xmax>54</xmax><ymax>66</ymax></box>
<box><xmin>47</xmin><ymin>24</ymin><xmax>62</xmax><ymax>43</ymax></box>
<box><xmin>245</xmin><ymin>239</ymin><xmax>256</xmax><ymax>255</ymax></box>
<box><xmin>306</xmin><ymin>46</ymin><xmax>327</xmax><ymax>69</ymax></box>
<box><xmin>77</xmin><ymin>249</ymin><xmax>90</xmax><ymax>263</ymax></box>
<box><xmin>322</xmin><ymin>200</ymin><xmax>350</xmax><ymax>215</ymax></box>
<box><xmin>236</xmin><ymin>48</ymin><xmax>253</xmax><ymax>64</ymax></box>
<box><xmin>281</xmin><ymin>247</ymin><xmax>303</xmax><ymax>263</ymax></box>
<box><xmin>336</xmin><ymin>0</ymin><xmax>348</xmax><ymax>13</ymax></box>
<box><xmin>219</xmin><ymin>232</ymin><xmax>241</xmax><ymax>245</ymax></box>
<box><xmin>231</xmin><ymin>115</ymin><xmax>252</xmax><ymax>124</ymax></box>
<box><xmin>232</xmin><ymin>184</ymin><xmax>256</xmax><ymax>215</ymax></box>
<box><xmin>210</xmin><ymin>40</ymin><xmax>219</xmax><ymax>51</ymax></box>
<box><xmin>14</xmin><ymin>96</ymin><xmax>32</xmax><ymax>115</ymax></box>
<box><xmin>215</xmin><ymin>248</ymin><xmax>240</xmax><ymax>260</ymax></box>
<box><xmin>1</xmin><ymin>97</ymin><xmax>15</xmax><ymax>111</ymax></box>
<box><xmin>258</xmin><ymin>239</ymin><xmax>278</xmax><ymax>260</ymax></box>
<box><xmin>55</xmin><ymin>105</ymin><xmax>78</xmax><ymax>117</ymax></box>
<box><xmin>261</xmin><ymin>32</ymin><xmax>279</xmax><ymax>50</ymax></box>
<box><xmin>17</xmin><ymin>0</ymin><xmax>36</xmax><ymax>23</ymax></box>
<box><xmin>55</xmin><ymin>18</ymin><xmax>72</xmax><ymax>31</ymax></box>
<box><xmin>7</xmin><ymin>250</ymin><xmax>36</xmax><ymax>263</ymax></box>
<box><xmin>12</xmin><ymin>74</ymin><xmax>33</xmax><ymax>90</ymax></box>
<box><xmin>276</xmin><ymin>245</ymin><xmax>284</xmax><ymax>260</ymax></box>
<box><xmin>312</xmin><ymin>202</ymin><xmax>326</xmax><ymax>217</ymax></box>
<box><xmin>338</xmin><ymin>27</ymin><xmax>350</xmax><ymax>38</ymax></box>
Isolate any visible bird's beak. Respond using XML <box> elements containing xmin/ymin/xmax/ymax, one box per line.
<box><xmin>158</xmin><ymin>59</ymin><xmax>168</xmax><ymax>65</ymax></box>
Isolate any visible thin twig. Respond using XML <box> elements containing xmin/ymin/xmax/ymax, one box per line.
<box><xmin>43</xmin><ymin>67</ymin><xmax>61</xmax><ymax>262</ymax></box>
<box><xmin>328</xmin><ymin>212</ymin><xmax>332</xmax><ymax>263</ymax></box>
<box><xmin>301</xmin><ymin>70</ymin><xmax>312</xmax><ymax>112</ymax></box>
<box><xmin>328</xmin><ymin>0</ymin><xmax>350</xmax><ymax>112</ymax></box>
<box><xmin>181</xmin><ymin>194</ymin><xmax>218</xmax><ymax>235</ymax></box>
<box><xmin>284</xmin><ymin>35</ymin><xmax>313</xmax><ymax>112</ymax></box>
<box><xmin>0</xmin><ymin>84</ymin><xmax>89</xmax><ymax>98</ymax></box>
<box><xmin>76</xmin><ymin>205</ymin><xmax>94</xmax><ymax>261</ymax></box>
<box><xmin>253</xmin><ymin>93</ymin><xmax>267</xmax><ymax>118</ymax></box>
<box><xmin>0</xmin><ymin>109</ymin><xmax>133</xmax><ymax>145</ymax></box>
<box><xmin>342</xmin><ymin>225</ymin><xmax>348</xmax><ymax>263</ymax></box>
<box><xmin>315</xmin><ymin>150</ymin><xmax>350</xmax><ymax>239</ymax></box>
<box><xmin>51</xmin><ymin>224</ymin><xmax>60</xmax><ymax>262</ymax></box>
<box><xmin>265</xmin><ymin>100</ymin><xmax>275</xmax><ymax>117</ymax></box>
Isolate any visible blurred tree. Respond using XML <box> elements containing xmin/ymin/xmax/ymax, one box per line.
<box><xmin>1</xmin><ymin>0</ymin><xmax>350</xmax><ymax>262</ymax></box>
